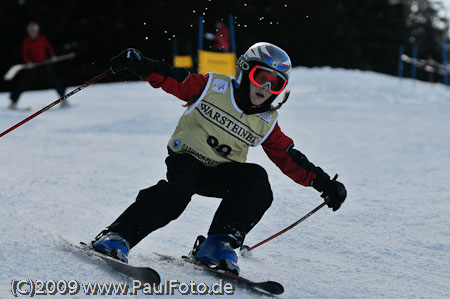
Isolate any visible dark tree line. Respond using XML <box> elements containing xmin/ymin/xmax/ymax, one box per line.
<box><xmin>0</xmin><ymin>0</ymin><xmax>448</xmax><ymax>92</ymax></box>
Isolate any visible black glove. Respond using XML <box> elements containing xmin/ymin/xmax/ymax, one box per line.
<box><xmin>321</xmin><ymin>180</ymin><xmax>347</xmax><ymax>211</ymax></box>
<box><xmin>110</xmin><ymin>48</ymin><xmax>150</xmax><ymax>77</ymax></box>
<box><xmin>311</xmin><ymin>170</ymin><xmax>347</xmax><ymax>211</ymax></box>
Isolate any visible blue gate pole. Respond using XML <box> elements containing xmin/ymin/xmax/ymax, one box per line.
<box><xmin>442</xmin><ymin>41</ymin><xmax>449</xmax><ymax>86</ymax></box>
<box><xmin>398</xmin><ymin>44</ymin><xmax>404</xmax><ymax>79</ymax></box>
<box><xmin>228</xmin><ymin>14</ymin><xmax>236</xmax><ymax>53</ymax></box>
<box><xmin>198</xmin><ymin>16</ymin><xmax>204</xmax><ymax>51</ymax></box>
<box><xmin>172</xmin><ymin>37</ymin><xmax>178</xmax><ymax>66</ymax></box>
<box><xmin>411</xmin><ymin>44</ymin><xmax>418</xmax><ymax>83</ymax></box>
<box><xmin>173</xmin><ymin>37</ymin><xmax>178</xmax><ymax>56</ymax></box>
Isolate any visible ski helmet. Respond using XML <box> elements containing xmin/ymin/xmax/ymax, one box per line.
<box><xmin>235</xmin><ymin>42</ymin><xmax>291</xmax><ymax>114</ymax></box>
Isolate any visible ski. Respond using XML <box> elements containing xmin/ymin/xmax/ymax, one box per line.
<box><xmin>154</xmin><ymin>252</ymin><xmax>284</xmax><ymax>296</ymax></box>
<box><xmin>3</xmin><ymin>53</ymin><xmax>76</xmax><ymax>81</ymax></box>
<box><xmin>76</xmin><ymin>242</ymin><xmax>161</xmax><ymax>285</ymax></box>
<box><xmin>2</xmin><ymin>106</ymin><xmax>32</xmax><ymax>112</ymax></box>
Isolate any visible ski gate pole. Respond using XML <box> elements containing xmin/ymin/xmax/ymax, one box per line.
<box><xmin>0</xmin><ymin>69</ymin><xmax>112</xmax><ymax>139</ymax></box>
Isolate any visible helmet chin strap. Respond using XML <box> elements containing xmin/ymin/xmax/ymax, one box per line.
<box><xmin>270</xmin><ymin>90</ymin><xmax>291</xmax><ymax>111</ymax></box>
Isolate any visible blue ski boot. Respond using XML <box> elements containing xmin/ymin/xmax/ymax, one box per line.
<box><xmin>92</xmin><ymin>231</ymin><xmax>130</xmax><ymax>263</ymax></box>
<box><xmin>193</xmin><ymin>234</ymin><xmax>240</xmax><ymax>274</ymax></box>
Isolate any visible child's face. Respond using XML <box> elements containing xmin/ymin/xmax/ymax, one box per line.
<box><xmin>249</xmin><ymin>82</ymin><xmax>271</xmax><ymax>106</ymax></box>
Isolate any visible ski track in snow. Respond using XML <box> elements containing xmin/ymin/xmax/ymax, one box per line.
<box><xmin>1</xmin><ymin>67</ymin><xmax>449</xmax><ymax>298</ymax></box>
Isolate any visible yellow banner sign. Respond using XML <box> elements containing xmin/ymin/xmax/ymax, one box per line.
<box><xmin>173</xmin><ymin>55</ymin><xmax>193</xmax><ymax>68</ymax></box>
<box><xmin>198</xmin><ymin>50</ymin><xmax>236</xmax><ymax>76</ymax></box>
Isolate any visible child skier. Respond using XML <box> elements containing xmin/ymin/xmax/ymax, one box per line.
<box><xmin>91</xmin><ymin>43</ymin><xmax>347</xmax><ymax>274</ymax></box>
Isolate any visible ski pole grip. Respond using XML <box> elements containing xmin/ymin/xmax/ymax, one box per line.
<box><xmin>320</xmin><ymin>174</ymin><xmax>338</xmax><ymax>199</ymax></box>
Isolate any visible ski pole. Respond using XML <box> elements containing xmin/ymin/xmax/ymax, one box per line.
<box><xmin>240</xmin><ymin>174</ymin><xmax>338</xmax><ymax>256</ymax></box>
<box><xmin>0</xmin><ymin>69</ymin><xmax>112</xmax><ymax>139</ymax></box>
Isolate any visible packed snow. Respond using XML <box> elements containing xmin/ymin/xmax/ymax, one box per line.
<box><xmin>1</xmin><ymin>67</ymin><xmax>449</xmax><ymax>298</ymax></box>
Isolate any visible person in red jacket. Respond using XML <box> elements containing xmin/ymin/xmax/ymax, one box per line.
<box><xmin>205</xmin><ymin>21</ymin><xmax>231</xmax><ymax>52</ymax></box>
<box><xmin>9</xmin><ymin>22</ymin><xmax>66</xmax><ymax>109</ymax></box>
<box><xmin>214</xmin><ymin>21</ymin><xmax>230</xmax><ymax>52</ymax></box>
<box><xmin>91</xmin><ymin>43</ymin><xmax>347</xmax><ymax>274</ymax></box>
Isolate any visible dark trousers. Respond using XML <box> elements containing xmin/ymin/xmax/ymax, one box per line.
<box><xmin>107</xmin><ymin>151</ymin><xmax>274</xmax><ymax>248</ymax></box>
<box><xmin>10</xmin><ymin>66</ymin><xmax>65</xmax><ymax>103</ymax></box>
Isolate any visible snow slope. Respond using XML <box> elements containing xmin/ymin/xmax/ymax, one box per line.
<box><xmin>1</xmin><ymin>67</ymin><xmax>449</xmax><ymax>298</ymax></box>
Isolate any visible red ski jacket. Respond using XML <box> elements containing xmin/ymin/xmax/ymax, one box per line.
<box><xmin>22</xmin><ymin>35</ymin><xmax>55</xmax><ymax>63</ymax></box>
<box><xmin>215</xmin><ymin>26</ymin><xmax>230</xmax><ymax>52</ymax></box>
<box><xmin>142</xmin><ymin>70</ymin><xmax>325</xmax><ymax>188</ymax></box>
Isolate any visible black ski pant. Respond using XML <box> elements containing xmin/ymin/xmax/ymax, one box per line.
<box><xmin>10</xmin><ymin>66</ymin><xmax>65</xmax><ymax>104</ymax></box>
<box><xmin>107</xmin><ymin>151</ymin><xmax>274</xmax><ymax>249</ymax></box>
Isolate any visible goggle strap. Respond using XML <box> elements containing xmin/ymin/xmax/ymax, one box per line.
<box><xmin>270</xmin><ymin>90</ymin><xmax>291</xmax><ymax>111</ymax></box>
